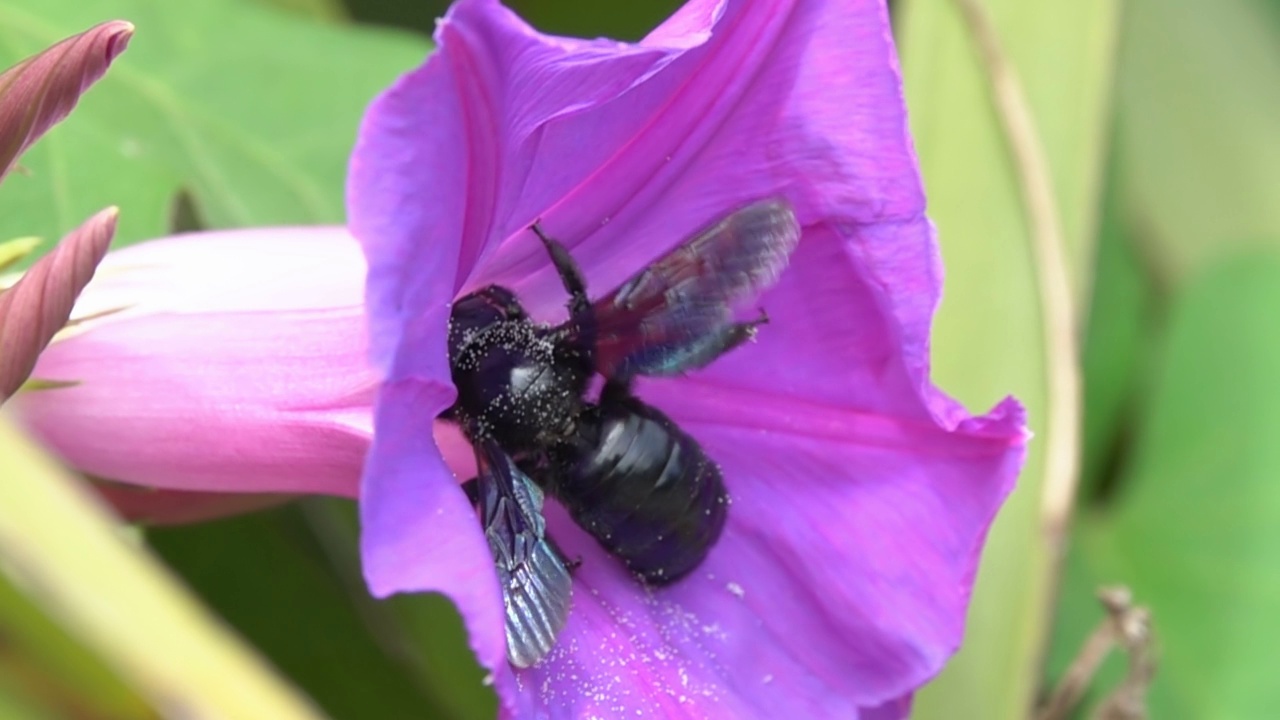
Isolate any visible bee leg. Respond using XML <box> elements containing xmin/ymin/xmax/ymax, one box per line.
<box><xmin>600</xmin><ymin>375</ymin><xmax>637</xmax><ymax>405</ymax></box>
<box><xmin>530</xmin><ymin>222</ymin><xmax>590</xmax><ymax>318</ymax></box>
<box><xmin>689</xmin><ymin>307</ymin><xmax>770</xmax><ymax>364</ymax></box>
<box><xmin>728</xmin><ymin>306</ymin><xmax>769</xmax><ymax>345</ymax></box>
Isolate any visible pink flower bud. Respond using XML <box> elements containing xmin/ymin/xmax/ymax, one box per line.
<box><xmin>11</xmin><ymin>227</ymin><xmax>376</xmax><ymax>501</ymax></box>
<box><xmin>0</xmin><ymin>21</ymin><xmax>133</xmax><ymax>181</ymax></box>
<box><xmin>0</xmin><ymin>207</ymin><xmax>118</xmax><ymax>401</ymax></box>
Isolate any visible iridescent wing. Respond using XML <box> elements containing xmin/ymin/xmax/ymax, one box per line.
<box><xmin>469</xmin><ymin>438</ymin><xmax>572</xmax><ymax>668</ymax></box>
<box><xmin>589</xmin><ymin>198</ymin><xmax>801</xmax><ymax>379</ymax></box>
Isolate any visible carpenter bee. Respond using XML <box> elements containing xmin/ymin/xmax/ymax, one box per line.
<box><xmin>446</xmin><ymin>198</ymin><xmax>801</xmax><ymax>667</ymax></box>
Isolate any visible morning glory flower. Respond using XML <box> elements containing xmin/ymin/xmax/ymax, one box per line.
<box><xmin>348</xmin><ymin>0</ymin><xmax>1027</xmax><ymax>718</ymax></box>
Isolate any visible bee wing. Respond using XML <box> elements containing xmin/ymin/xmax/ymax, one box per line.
<box><xmin>472</xmin><ymin>439</ymin><xmax>573</xmax><ymax>668</ymax></box>
<box><xmin>590</xmin><ymin>198</ymin><xmax>801</xmax><ymax>378</ymax></box>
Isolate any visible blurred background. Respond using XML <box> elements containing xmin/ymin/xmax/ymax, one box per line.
<box><xmin>1</xmin><ymin>0</ymin><xmax>1276</xmax><ymax>718</ymax></box>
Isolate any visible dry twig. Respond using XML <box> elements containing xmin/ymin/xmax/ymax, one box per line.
<box><xmin>1037</xmin><ymin>587</ymin><xmax>1156</xmax><ymax>720</ymax></box>
<box><xmin>951</xmin><ymin>0</ymin><xmax>1083</xmax><ymax>569</ymax></box>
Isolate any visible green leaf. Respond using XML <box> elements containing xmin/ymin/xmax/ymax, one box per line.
<box><xmin>508</xmin><ymin>0</ymin><xmax>681</xmax><ymax>40</ymax></box>
<box><xmin>1119</xmin><ymin>0</ymin><xmax>1280</xmax><ymax>285</ymax></box>
<box><xmin>148</xmin><ymin>500</ymin><xmax>495</xmax><ymax>720</ymax></box>
<box><xmin>896</xmin><ymin>0</ymin><xmax>1119</xmax><ymax>717</ymax></box>
<box><xmin>0</xmin><ymin>681</ymin><xmax>48</xmax><ymax>717</ymax></box>
<box><xmin>0</xmin><ymin>680</ymin><xmax>55</xmax><ymax>720</ymax></box>
<box><xmin>256</xmin><ymin>0</ymin><xmax>347</xmax><ymax>22</ymax></box>
<box><xmin>302</xmin><ymin>500</ymin><xmax>498</xmax><ymax>720</ymax></box>
<box><xmin>1079</xmin><ymin>158</ymin><xmax>1161</xmax><ymax>497</ymax></box>
<box><xmin>342</xmin><ymin>0</ymin><xmax>438</xmax><ymax>37</ymax></box>
<box><xmin>0</xmin><ymin>573</ymin><xmax>150</xmax><ymax>719</ymax></box>
<box><xmin>1050</xmin><ymin>253</ymin><xmax>1280</xmax><ymax>717</ymax></box>
<box><xmin>0</xmin><ymin>419</ymin><xmax>325</xmax><ymax>718</ymax></box>
<box><xmin>0</xmin><ymin>0</ymin><xmax>428</xmax><ymax>256</ymax></box>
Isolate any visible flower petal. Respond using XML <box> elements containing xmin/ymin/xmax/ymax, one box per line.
<box><xmin>0</xmin><ymin>21</ymin><xmax>132</xmax><ymax>180</ymax></box>
<box><xmin>486</xmin><ymin>390</ymin><xmax>1023</xmax><ymax>718</ymax></box>
<box><xmin>862</xmin><ymin>694</ymin><xmax>913</xmax><ymax>720</ymax></box>
<box><xmin>0</xmin><ymin>207</ymin><xmax>117</xmax><ymax>402</ymax></box>
<box><xmin>12</xmin><ymin>227</ymin><xmax>374</xmax><ymax>496</ymax></box>
<box><xmin>358</xmin><ymin>377</ymin><xmax>508</xmax><ymax>677</ymax></box>
<box><xmin>461</xmin><ymin>0</ymin><xmax>925</xmax><ymax>324</ymax></box>
<box><xmin>90</xmin><ymin>481</ymin><xmax>295</xmax><ymax>525</ymax></box>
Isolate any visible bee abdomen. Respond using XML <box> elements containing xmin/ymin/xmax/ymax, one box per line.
<box><xmin>558</xmin><ymin>401</ymin><xmax>728</xmax><ymax>585</ymax></box>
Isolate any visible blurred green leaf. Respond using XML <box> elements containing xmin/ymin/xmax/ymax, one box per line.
<box><xmin>0</xmin><ymin>0</ymin><xmax>428</xmax><ymax>257</ymax></box>
<box><xmin>1051</xmin><ymin>252</ymin><xmax>1280</xmax><ymax>717</ymax></box>
<box><xmin>341</xmin><ymin>0</ymin><xmax>439</xmax><ymax>35</ymax></box>
<box><xmin>1079</xmin><ymin>158</ymin><xmax>1161</xmax><ymax>498</ymax></box>
<box><xmin>259</xmin><ymin>0</ymin><xmax>348</xmax><ymax>21</ymax></box>
<box><xmin>381</xmin><ymin>593</ymin><xmax>496</xmax><ymax>720</ymax></box>
<box><xmin>0</xmin><ymin>419</ymin><xmax>325</xmax><ymax>719</ymax></box>
<box><xmin>148</xmin><ymin>500</ymin><xmax>494</xmax><ymax>720</ymax></box>
<box><xmin>897</xmin><ymin>0</ymin><xmax>1119</xmax><ymax>717</ymax></box>
<box><xmin>1119</xmin><ymin>0</ymin><xmax>1280</xmax><ymax>285</ymax></box>
<box><xmin>343</xmin><ymin>0</ymin><xmax>685</xmax><ymax>45</ymax></box>
<box><xmin>0</xmin><ymin>573</ymin><xmax>152</xmax><ymax>719</ymax></box>
<box><xmin>0</xmin><ymin>237</ymin><xmax>39</xmax><ymax>273</ymax></box>
<box><xmin>300</xmin><ymin>499</ymin><xmax>497</xmax><ymax>720</ymax></box>
<box><xmin>0</xmin><ymin>680</ymin><xmax>54</xmax><ymax>720</ymax></box>
<box><xmin>508</xmin><ymin>0</ymin><xmax>680</xmax><ymax>40</ymax></box>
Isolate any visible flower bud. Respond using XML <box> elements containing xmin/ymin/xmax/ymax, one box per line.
<box><xmin>10</xmin><ymin>227</ymin><xmax>375</xmax><ymax>502</ymax></box>
<box><xmin>0</xmin><ymin>21</ymin><xmax>133</xmax><ymax>180</ymax></box>
<box><xmin>0</xmin><ymin>208</ymin><xmax>117</xmax><ymax>401</ymax></box>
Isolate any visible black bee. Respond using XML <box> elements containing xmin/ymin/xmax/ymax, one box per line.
<box><xmin>445</xmin><ymin>199</ymin><xmax>801</xmax><ymax>667</ymax></box>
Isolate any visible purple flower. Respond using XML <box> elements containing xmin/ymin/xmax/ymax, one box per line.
<box><xmin>348</xmin><ymin>0</ymin><xmax>1026</xmax><ymax>717</ymax></box>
